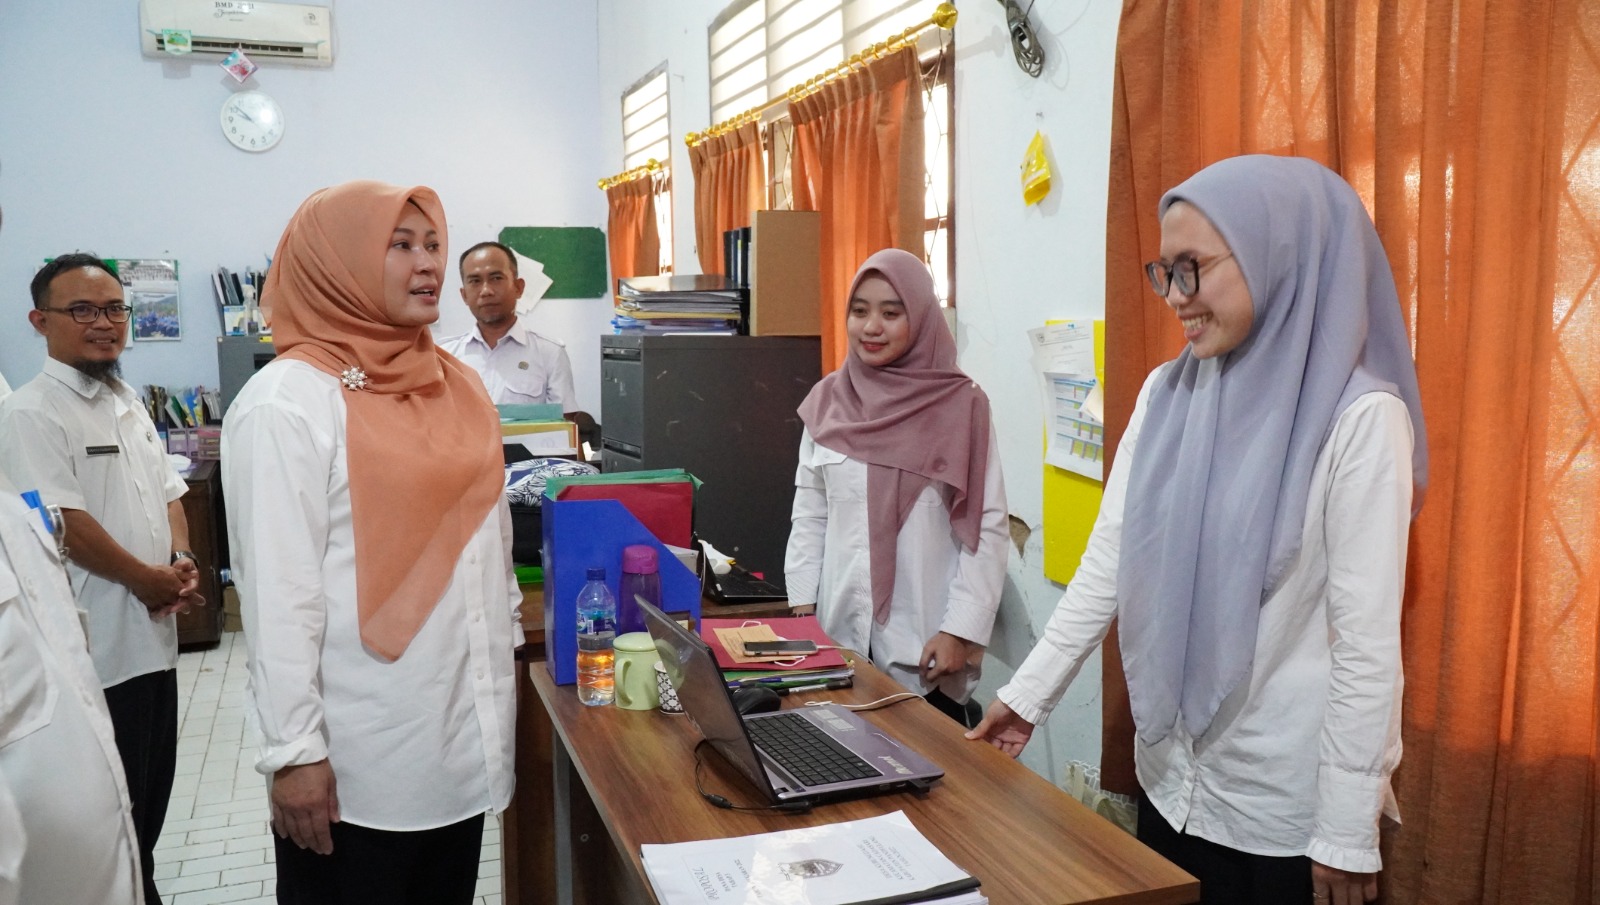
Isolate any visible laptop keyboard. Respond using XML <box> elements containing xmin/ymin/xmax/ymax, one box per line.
<box><xmin>746</xmin><ymin>712</ymin><xmax>880</xmax><ymax>787</ymax></box>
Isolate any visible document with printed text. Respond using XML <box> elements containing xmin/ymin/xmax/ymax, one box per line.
<box><xmin>641</xmin><ymin>811</ymin><xmax>985</xmax><ymax>905</ymax></box>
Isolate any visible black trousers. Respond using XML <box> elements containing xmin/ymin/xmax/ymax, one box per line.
<box><xmin>274</xmin><ymin>813</ymin><xmax>485</xmax><ymax>905</ymax></box>
<box><xmin>924</xmin><ymin>688</ymin><xmax>980</xmax><ymax>728</ymax></box>
<box><xmin>103</xmin><ymin>668</ymin><xmax>179</xmax><ymax>905</ymax></box>
<box><xmin>1137</xmin><ymin>790</ymin><xmax>1313</xmax><ymax>905</ymax></box>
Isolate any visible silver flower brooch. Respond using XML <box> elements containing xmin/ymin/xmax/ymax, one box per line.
<box><xmin>339</xmin><ymin>366</ymin><xmax>369</xmax><ymax>391</ymax></box>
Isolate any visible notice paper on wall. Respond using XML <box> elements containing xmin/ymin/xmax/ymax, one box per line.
<box><xmin>118</xmin><ymin>259</ymin><xmax>182</xmax><ymax>342</ymax></box>
<box><xmin>1028</xmin><ymin>321</ymin><xmax>1103</xmax><ymax>481</ymax></box>
<box><xmin>641</xmin><ymin>811</ymin><xmax>985</xmax><ymax>905</ymax></box>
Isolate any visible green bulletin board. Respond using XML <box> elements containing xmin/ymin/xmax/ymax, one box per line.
<box><xmin>498</xmin><ymin>226</ymin><xmax>608</xmax><ymax>298</ymax></box>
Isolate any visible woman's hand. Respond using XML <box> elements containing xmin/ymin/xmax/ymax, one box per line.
<box><xmin>918</xmin><ymin>631</ymin><xmax>975</xmax><ymax>684</ymax></box>
<box><xmin>272</xmin><ymin>759</ymin><xmax>340</xmax><ymax>855</ymax></box>
<box><xmin>1312</xmin><ymin>860</ymin><xmax>1378</xmax><ymax>904</ymax></box>
<box><xmin>964</xmin><ymin>699</ymin><xmax>1036</xmax><ymax>757</ymax></box>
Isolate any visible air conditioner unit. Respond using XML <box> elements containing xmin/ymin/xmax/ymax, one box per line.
<box><xmin>140</xmin><ymin>0</ymin><xmax>333</xmax><ymax>66</ymax></box>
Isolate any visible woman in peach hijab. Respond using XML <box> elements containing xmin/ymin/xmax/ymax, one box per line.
<box><xmin>222</xmin><ymin>181</ymin><xmax>520</xmax><ymax>905</ymax></box>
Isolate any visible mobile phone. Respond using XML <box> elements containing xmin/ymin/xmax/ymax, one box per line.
<box><xmin>743</xmin><ymin>639</ymin><xmax>819</xmax><ymax>656</ymax></box>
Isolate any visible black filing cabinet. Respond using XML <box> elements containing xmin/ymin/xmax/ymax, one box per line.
<box><xmin>600</xmin><ymin>335</ymin><xmax>821</xmax><ymax>583</ymax></box>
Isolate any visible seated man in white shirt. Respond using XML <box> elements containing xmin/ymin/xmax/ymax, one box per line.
<box><xmin>438</xmin><ymin>241</ymin><xmax>596</xmax><ymax>446</ymax></box>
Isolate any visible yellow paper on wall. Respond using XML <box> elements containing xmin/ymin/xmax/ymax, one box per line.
<box><xmin>1041</xmin><ymin>319</ymin><xmax>1105</xmax><ymax>584</ymax></box>
<box><xmin>1021</xmin><ymin>131</ymin><xmax>1052</xmax><ymax>206</ymax></box>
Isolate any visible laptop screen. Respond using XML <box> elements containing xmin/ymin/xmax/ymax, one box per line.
<box><xmin>637</xmin><ymin>597</ymin><xmax>775</xmax><ymax>798</ymax></box>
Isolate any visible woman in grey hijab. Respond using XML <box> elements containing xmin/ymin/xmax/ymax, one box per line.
<box><xmin>969</xmin><ymin>155</ymin><xmax>1426</xmax><ymax>905</ymax></box>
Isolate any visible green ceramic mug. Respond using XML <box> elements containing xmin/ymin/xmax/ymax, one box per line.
<box><xmin>613</xmin><ymin>632</ymin><xmax>662</xmax><ymax>711</ymax></box>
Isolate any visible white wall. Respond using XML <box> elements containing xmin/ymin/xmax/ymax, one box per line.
<box><xmin>0</xmin><ymin>0</ymin><xmax>611</xmax><ymax>413</ymax></box>
<box><xmin>596</xmin><ymin>0</ymin><xmax>1123</xmax><ymax>785</ymax></box>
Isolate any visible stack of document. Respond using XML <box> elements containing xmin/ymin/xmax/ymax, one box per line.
<box><xmin>702</xmin><ymin>616</ymin><xmax>857</xmax><ymax>691</ymax></box>
<box><xmin>614</xmin><ymin>274</ymin><xmax>744</xmax><ymax>334</ymax></box>
<box><xmin>642</xmin><ymin>811</ymin><xmax>986</xmax><ymax>904</ymax></box>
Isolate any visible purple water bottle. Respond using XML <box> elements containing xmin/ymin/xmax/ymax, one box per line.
<box><xmin>617</xmin><ymin>544</ymin><xmax>661</xmax><ymax>635</ymax></box>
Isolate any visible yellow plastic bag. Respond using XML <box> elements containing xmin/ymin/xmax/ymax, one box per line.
<box><xmin>1021</xmin><ymin>130</ymin><xmax>1052</xmax><ymax>206</ymax></box>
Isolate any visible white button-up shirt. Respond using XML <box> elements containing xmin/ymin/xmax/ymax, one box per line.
<box><xmin>785</xmin><ymin>427</ymin><xmax>1009</xmax><ymax>701</ymax></box>
<box><xmin>0</xmin><ymin>357</ymin><xmax>185</xmax><ymax>688</ymax></box>
<box><xmin>999</xmin><ymin>368</ymin><xmax>1412</xmax><ymax>873</ymax></box>
<box><xmin>0</xmin><ymin>468</ymin><xmax>143</xmax><ymax>905</ymax></box>
<box><xmin>222</xmin><ymin>359</ymin><xmax>522</xmax><ymax>830</ymax></box>
<box><xmin>437</xmin><ymin>316</ymin><xmax>577</xmax><ymax>412</ymax></box>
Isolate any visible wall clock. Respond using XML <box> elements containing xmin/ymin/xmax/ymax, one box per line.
<box><xmin>220</xmin><ymin>91</ymin><xmax>285</xmax><ymax>153</ymax></box>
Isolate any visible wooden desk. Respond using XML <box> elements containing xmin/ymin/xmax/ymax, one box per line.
<box><xmin>502</xmin><ymin>586</ymin><xmax>794</xmax><ymax>905</ymax></box>
<box><xmin>524</xmin><ymin>652</ymin><xmax>1197</xmax><ymax>905</ymax></box>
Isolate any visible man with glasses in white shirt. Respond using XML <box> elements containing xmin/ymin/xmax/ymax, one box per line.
<box><xmin>0</xmin><ymin>253</ymin><xmax>201</xmax><ymax>905</ymax></box>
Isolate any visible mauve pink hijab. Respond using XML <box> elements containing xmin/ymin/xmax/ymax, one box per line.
<box><xmin>797</xmin><ymin>248</ymin><xmax>992</xmax><ymax>623</ymax></box>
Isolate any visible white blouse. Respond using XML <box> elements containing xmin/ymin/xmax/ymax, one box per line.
<box><xmin>223</xmin><ymin>360</ymin><xmax>522</xmax><ymax>831</ymax></box>
<box><xmin>999</xmin><ymin>368</ymin><xmax>1413</xmax><ymax>873</ymax></box>
<box><xmin>785</xmin><ymin>428</ymin><xmax>1009</xmax><ymax>701</ymax></box>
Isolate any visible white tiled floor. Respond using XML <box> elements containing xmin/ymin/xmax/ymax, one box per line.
<box><xmin>154</xmin><ymin>632</ymin><xmax>505</xmax><ymax>905</ymax></box>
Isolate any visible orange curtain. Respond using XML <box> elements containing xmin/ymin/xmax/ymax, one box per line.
<box><xmin>688</xmin><ymin>122</ymin><xmax>766</xmax><ymax>276</ymax></box>
<box><xmin>1106</xmin><ymin>1</ymin><xmax>1599</xmax><ymax>900</ymax></box>
<box><xmin>789</xmin><ymin>47</ymin><xmax>925</xmax><ymax>374</ymax></box>
<box><xmin>605</xmin><ymin>176</ymin><xmax>661</xmax><ymax>283</ymax></box>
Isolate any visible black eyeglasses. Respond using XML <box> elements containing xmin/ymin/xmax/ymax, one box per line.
<box><xmin>1145</xmin><ymin>253</ymin><xmax>1233</xmax><ymax>298</ymax></box>
<box><xmin>40</xmin><ymin>303</ymin><xmax>133</xmax><ymax>324</ymax></box>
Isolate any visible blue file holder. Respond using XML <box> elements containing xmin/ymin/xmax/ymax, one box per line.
<box><xmin>542</xmin><ymin>497</ymin><xmax>701</xmax><ymax>685</ymax></box>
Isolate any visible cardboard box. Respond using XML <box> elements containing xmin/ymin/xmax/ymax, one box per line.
<box><xmin>222</xmin><ymin>585</ymin><xmax>242</xmax><ymax>633</ymax></box>
<box><xmin>748</xmin><ymin>209</ymin><xmax>821</xmax><ymax>336</ymax></box>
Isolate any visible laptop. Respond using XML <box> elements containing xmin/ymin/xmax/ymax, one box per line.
<box><xmin>638</xmin><ymin>597</ymin><xmax>944</xmax><ymax>806</ymax></box>
<box><xmin>697</xmin><ymin>539</ymin><xmax>788</xmax><ymax>602</ymax></box>
<box><xmin>703</xmin><ymin>564</ymin><xmax>788</xmax><ymax>603</ymax></box>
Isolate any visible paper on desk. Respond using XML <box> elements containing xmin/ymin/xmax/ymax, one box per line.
<box><xmin>641</xmin><ymin>811</ymin><xmax>984</xmax><ymax>905</ymax></box>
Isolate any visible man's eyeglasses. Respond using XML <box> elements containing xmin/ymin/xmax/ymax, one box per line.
<box><xmin>1145</xmin><ymin>253</ymin><xmax>1234</xmax><ymax>298</ymax></box>
<box><xmin>40</xmin><ymin>303</ymin><xmax>134</xmax><ymax>324</ymax></box>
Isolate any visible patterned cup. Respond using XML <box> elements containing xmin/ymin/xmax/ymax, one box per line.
<box><xmin>655</xmin><ymin>661</ymin><xmax>682</xmax><ymax>713</ymax></box>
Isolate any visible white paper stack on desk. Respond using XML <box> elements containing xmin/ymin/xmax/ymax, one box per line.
<box><xmin>641</xmin><ymin>811</ymin><xmax>985</xmax><ymax>905</ymax></box>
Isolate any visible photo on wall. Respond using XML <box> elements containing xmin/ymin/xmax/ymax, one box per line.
<box><xmin>131</xmin><ymin>289</ymin><xmax>181</xmax><ymax>340</ymax></box>
<box><xmin>117</xmin><ymin>258</ymin><xmax>182</xmax><ymax>341</ymax></box>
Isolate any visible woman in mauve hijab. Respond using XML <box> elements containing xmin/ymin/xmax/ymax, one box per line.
<box><xmin>970</xmin><ymin>156</ymin><xmax>1427</xmax><ymax>905</ymax></box>
<box><xmin>222</xmin><ymin>181</ymin><xmax>520</xmax><ymax>905</ymax></box>
<box><xmin>785</xmin><ymin>248</ymin><xmax>1010</xmax><ymax>726</ymax></box>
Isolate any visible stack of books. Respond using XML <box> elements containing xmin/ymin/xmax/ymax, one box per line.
<box><xmin>613</xmin><ymin>274</ymin><xmax>744</xmax><ymax>335</ymax></box>
<box><xmin>642</xmin><ymin>811</ymin><xmax>986</xmax><ymax>904</ymax></box>
<box><xmin>702</xmin><ymin>615</ymin><xmax>856</xmax><ymax>691</ymax></box>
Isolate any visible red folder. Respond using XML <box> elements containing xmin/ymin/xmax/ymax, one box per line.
<box><xmin>555</xmin><ymin>481</ymin><xmax>694</xmax><ymax>548</ymax></box>
<box><xmin>700</xmin><ymin>616</ymin><xmax>849</xmax><ymax>671</ymax></box>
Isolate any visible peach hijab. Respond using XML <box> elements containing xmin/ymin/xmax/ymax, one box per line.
<box><xmin>262</xmin><ymin>180</ymin><xmax>502</xmax><ymax>661</ymax></box>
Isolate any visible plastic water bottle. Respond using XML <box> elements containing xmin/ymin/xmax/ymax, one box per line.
<box><xmin>616</xmin><ymin>544</ymin><xmax>661</xmax><ymax>636</ymax></box>
<box><xmin>576</xmin><ymin>568</ymin><xmax>617</xmax><ymax>706</ymax></box>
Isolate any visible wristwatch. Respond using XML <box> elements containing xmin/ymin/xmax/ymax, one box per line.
<box><xmin>171</xmin><ymin>550</ymin><xmax>196</xmax><ymax>565</ymax></box>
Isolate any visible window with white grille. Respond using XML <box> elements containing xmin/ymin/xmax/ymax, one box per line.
<box><xmin>621</xmin><ymin>64</ymin><xmax>674</xmax><ymax>274</ymax></box>
<box><xmin>710</xmin><ymin>0</ymin><xmax>954</xmax><ymax>305</ymax></box>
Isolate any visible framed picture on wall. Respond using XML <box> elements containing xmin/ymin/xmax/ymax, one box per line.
<box><xmin>117</xmin><ymin>259</ymin><xmax>182</xmax><ymax>341</ymax></box>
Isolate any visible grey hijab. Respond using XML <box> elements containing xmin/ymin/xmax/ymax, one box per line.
<box><xmin>1118</xmin><ymin>155</ymin><xmax>1427</xmax><ymax>745</ymax></box>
